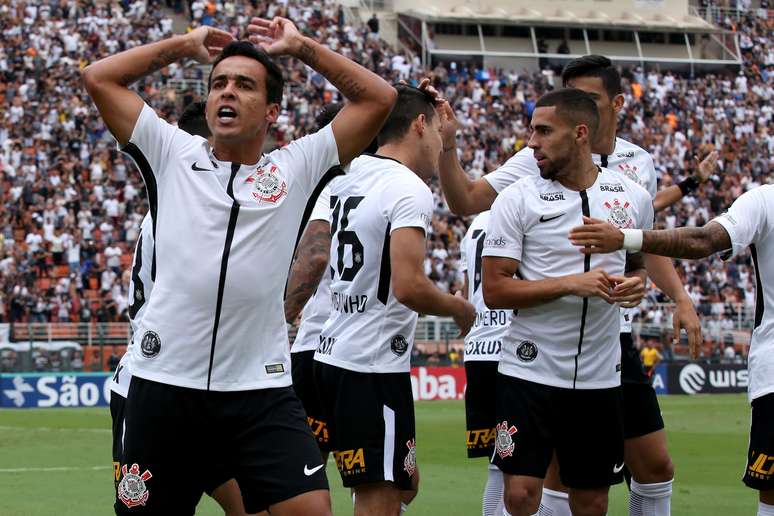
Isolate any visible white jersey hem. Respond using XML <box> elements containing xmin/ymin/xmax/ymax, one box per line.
<box><xmin>498</xmin><ymin>364</ymin><xmax>621</xmax><ymax>390</ymax></box>
<box><xmin>130</xmin><ymin>368</ymin><xmax>293</xmax><ymax>391</ymax></box>
<box><xmin>313</xmin><ymin>354</ymin><xmax>410</xmax><ymax>374</ymax></box>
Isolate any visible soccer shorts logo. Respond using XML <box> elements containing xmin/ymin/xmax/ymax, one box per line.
<box><xmin>495</xmin><ymin>420</ymin><xmax>518</xmax><ymax>459</ymax></box>
<box><xmin>404</xmin><ymin>439</ymin><xmax>417</xmax><ymax>477</ymax></box>
<box><xmin>117</xmin><ymin>463</ymin><xmax>152</xmax><ymax>508</ymax></box>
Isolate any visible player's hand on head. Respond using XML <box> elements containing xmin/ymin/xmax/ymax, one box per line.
<box><xmin>438</xmin><ymin>100</ymin><xmax>461</xmax><ymax>151</ymax></box>
<box><xmin>569</xmin><ymin>216</ymin><xmax>624</xmax><ymax>254</ymax></box>
<box><xmin>453</xmin><ymin>290</ymin><xmax>476</xmax><ymax>337</ymax></box>
<box><xmin>569</xmin><ymin>268</ymin><xmax>614</xmax><ymax>303</ymax></box>
<box><xmin>696</xmin><ymin>150</ymin><xmax>720</xmax><ymax>183</ymax></box>
<box><xmin>186</xmin><ymin>26</ymin><xmax>234</xmax><ymax>64</ymax></box>
<box><xmin>417</xmin><ymin>78</ymin><xmax>444</xmax><ymax>103</ymax></box>
<box><xmin>247</xmin><ymin>17</ymin><xmax>302</xmax><ymax>56</ymax></box>
<box><xmin>608</xmin><ymin>275</ymin><xmax>645</xmax><ymax>308</ymax></box>
<box><xmin>673</xmin><ymin>298</ymin><xmax>702</xmax><ymax>359</ymax></box>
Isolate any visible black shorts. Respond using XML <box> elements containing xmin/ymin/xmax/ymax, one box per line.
<box><xmin>111</xmin><ymin>389</ymin><xmax>242</xmax><ymax>499</ymax></box>
<box><xmin>465</xmin><ymin>361</ymin><xmax>498</xmax><ymax>458</ymax></box>
<box><xmin>743</xmin><ymin>393</ymin><xmax>774</xmax><ymax>490</ymax></box>
<box><xmin>115</xmin><ymin>377</ymin><xmax>327</xmax><ymax>515</ymax></box>
<box><xmin>620</xmin><ymin>333</ymin><xmax>650</xmax><ymax>384</ymax></box>
<box><xmin>622</xmin><ymin>382</ymin><xmax>665</xmax><ymax>439</ymax></box>
<box><xmin>292</xmin><ymin>350</ymin><xmax>331</xmax><ymax>452</ymax></box>
<box><xmin>493</xmin><ymin>374</ymin><xmax>624</xmax><ymax>489</ymax></box>
<box><xmin>110</xmin><ymin>391</ymin><xmax>126</xmax><ymax>492</ymax></box>
<box><xmin>313</xmin><ymin>361</ymin><xmax>417</xmax><ymax>490</ymax></box>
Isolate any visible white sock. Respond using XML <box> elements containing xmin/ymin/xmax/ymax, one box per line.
<box><xmin>400</xmin><ymin>501</ymin><xmax>408</xmax><ymax>513</ymax></box>
<box><xmin>538</xmin><ymin>488</ymin><xmax>571</xmax><ymax>516</ymax></box>
<box><xmin>758</xmin><ymin>502</ymin><xmax>774</xmax><ymax>516</ymax></box>
<box><xmin>483</xmin><ymin>463</ymin><xmax>505</xmax><ymax>516</ymax></box>
<box><xmin>629</xmin><ymin>479</ymin><xmax>672</xmax><ymax>516</ymax></box>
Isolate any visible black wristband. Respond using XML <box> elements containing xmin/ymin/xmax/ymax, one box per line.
<box><xmin>678</xmin><ymin>176</ymin><xmax>700</xmax><ymax>196</ymax></box>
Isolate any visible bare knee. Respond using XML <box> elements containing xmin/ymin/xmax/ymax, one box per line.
<box><xmin>504</xmin><ymin>484</ymin><xmax>541</xmax><ymax>516</ymax></box>
<box><xmin>569</xmin><ymin>488</ymin><xmax>608</xmax><ymax>516</ymax></box>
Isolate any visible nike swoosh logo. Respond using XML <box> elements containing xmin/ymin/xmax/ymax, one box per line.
<box><xmin>304</xmin><ymin>464</ymin><xmax>324</xmax><ymax>476</ymax></box>
<box><xmin>613</xmin><ymin>462</ymin><xmax>625</xmax><ymax>474</ymax></box>
<box><xmin>539</xmin><ymin>213</ymin><xmax>565</xmax><ymax>223</ymax></box>
<box><xmin>191</xmin><ymin>161</ymin><xmax>213</xmax><ymax>172</ymax></box>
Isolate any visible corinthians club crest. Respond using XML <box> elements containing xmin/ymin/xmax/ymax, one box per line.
<box><xmin>404</xmin><ymin>439</ymin><xmax>417</xmax><ymax>476</ymax></box>
<box><xmin>117</xmin><ymin>463</ymin><xmax>152</xmax><ymax>508</ymax></box>
<box><xmin>604</xmin><ymin>199</ymin><xmax>634</xmax><ymax>229</ymax></box>
<box><xmin>245</xmin><ymin>164</ymin><xmax>287</xmax><ymax>204</ymax></box>
<box><xmin>495</xmin><ymin>421</ymin><xmax>518</xmax><ymax>459</ymax></box>
<box><xmin>616</xmin><ymin>163</ymin><xmax>642</xmax><ymax>186</ymax></box>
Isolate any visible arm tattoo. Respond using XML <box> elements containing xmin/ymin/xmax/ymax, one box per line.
<box><xmin>329</xmin><ymin>71</ymin><xmax>367</xmax><ymax>101</ymax></box>
<box><xmin>284</xmin><ymin>222</ymin><xmax>331</xmax><ymax>323</ymax></box>
<box><xmin>119</xmin><ymin>49</ymin><xmax>181</xmax><ymax>86</ymax></box>
<box><xmin>641</xmin><ymin>222</ymin><xmax>732</xmax><ymax>259</ymax></box>
<box><xmin>297</xmin><ymin>41</ymin><xmax>319</xmax><ymax>68</ymax></box>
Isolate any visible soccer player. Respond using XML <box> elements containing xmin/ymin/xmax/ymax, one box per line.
<box><xmin>482</xmin><ymin>88</ymin><xmax>653</xmax><ymax>516</ymax></box>
<box><xmin>438</xmin><ymin>55</ymin><xmax>714</xmax><ymax>516</ymax></box>
<box><xmin>568</xmin><ymin>184</ymin><xmax>774</xmax><ymax>516</ymax></box>
<box><xmin>109</xmin><ymin>101</ymin><xmax>258</xmax><ymax>516</ymax></box>
<box><xmin>83</xmin><ymin>16</ymin><xmax>397</xmax><ymax>515</ymax></box>
<box><xmin>640</xmin><ymin>339</ymin><xmax>663</xmax><ymax>377</ymax></box>
<box><xmin>459</xmin><ymin>210</ymin><xmax>512</xmax><ymax>516</ymax></box>
<box><xmin>312</xmin><ymin>85</ymin><xmax>476</xmax><ymax>516</ymax></box>
<box><xmin>286</xmin><ymin>102</ymin><xmax>377</xmax><ymax>459</ymax></box>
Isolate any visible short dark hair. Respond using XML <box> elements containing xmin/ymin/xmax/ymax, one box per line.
<box><xmin>208</xmin><ymin>41</ymin><xmax>284</xmax><ymax>104</ymax></box>
<box><xmin>317</xmin><ymin>103</ymin><xmax>378</xmax><ymax>153</ymax></box>
<box><xmin>178</xmin><ymin>101</ymin><xmax>210</xmax><ymax>138</ymax></box>
<box><xmin>377</xmin><ymin>85</ymin><xmax>437</xmax><ymax>146</ymax></box>
<box><xmin>561</xmin><ymin>55</ymin><xmax>622</xmax><ymax>100</ymax></box>
<box><xmin>535</xmin><ymin>88</ymin><xmax>599</xmax><ymax>138</ymax></box>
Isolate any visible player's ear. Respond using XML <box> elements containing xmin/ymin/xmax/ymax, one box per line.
<box><xmin>414</xmin><ymin>114</ymin><xmax>426</xmax><ymax>136</ymax></box>
<box><xmin>612</xmin><ymin>93</ymin><xmax>625</xmax><ymax>114</ymax></box>
<box><xmin>265</xmin><ymin>102</ymin><xmax>280</xmax><ymax>124</ymax></box>
<box><xmin>575</xmin><ymin>123</ymin><xmax>589</xmax><ymax>143</ymax></box>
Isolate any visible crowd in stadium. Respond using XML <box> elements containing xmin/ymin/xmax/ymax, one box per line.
<box><xmin>0</xmin><ymin>0</ymin><xmax>771</xmax><ymax>361</ymax></box>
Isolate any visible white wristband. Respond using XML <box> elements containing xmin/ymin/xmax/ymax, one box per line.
<box><xmin>621</xmin><ymin>229</ymin><xmax>643</xmax><ymax>252</ymax></box>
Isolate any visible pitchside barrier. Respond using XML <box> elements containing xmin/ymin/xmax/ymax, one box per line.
<box><xmin>0</xmin><ymin>362</ymin><xmax>749</xmax><ymax>408</ymax></box>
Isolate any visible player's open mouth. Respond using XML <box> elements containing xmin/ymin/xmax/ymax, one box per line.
<box><xmin>217</xmin><ymin>106</ymin><xmax>237</xmax><ymax>123</ymax></box>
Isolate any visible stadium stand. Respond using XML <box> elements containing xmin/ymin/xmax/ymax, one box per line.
<box><xmin>0</xmin><ymin>0</ymin><xmax>770</xmax><ymax>368</ymax></box>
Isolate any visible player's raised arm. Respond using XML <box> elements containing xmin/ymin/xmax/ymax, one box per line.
<box><xmin>652</xmin><ymin>151</ymin><xmax>720</xmax><ymax>212</ymax></box>
<box><xmin>436</xmin><ymin>101</ymin><xmax>498</xmax><ymax>215</ymax></box>
<box><xmin>248</xmin><ymin>17</ymin><xmax>396</xmax><ymax>166</ymax></box>
<box><xmin>81</xmin><ymin>27</ymin><xmax>234</xmax><ymax>146</ymax></box>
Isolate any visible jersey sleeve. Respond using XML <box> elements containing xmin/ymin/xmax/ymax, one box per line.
<box><xmin>482</xmin><ymin>187</ymin><xmax>524</xmax><ymax>261</ymax></box>
<box><xmin>384</xmin><ymin>177</ymin><xmax>433</xmax><ymax>235</ymax></box>
<box><xmin>274</xmin><ymin>123</ymin><xmax>340</xmax><ymax>198</ymax></box>
<box><xmin>309</xmin><ymin>185</ymin><xmax>331</xmax><ymax>222</ymax></box>
<box><xmin>122</xmin><ymin>103</ymin><xmax>183</xmax><ymax>181</ymax></box>
<box><xmin>640</xmin><ymin>153</ymin><xmax>658</xmax><ymax>200</ymax></box>
<box><xmin>484</xmin><ymin>149</ymin><xmax>536</xmax><ymax>194</ymax></box>
<box><xmin>712</xmin><ymin>187</ymin><xmax>768</xmax><ymax>259</ymax></box>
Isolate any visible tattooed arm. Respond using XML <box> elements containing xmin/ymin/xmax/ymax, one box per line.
<box><xmin>640</xmin><ymin>222</ymin><xmax>732</xmax><ymax>259</ymax></box>
<box><xmin>284</xmin><ymin>220</ymin><xmax>332</xmax><ymax>324</ymax></box>
<box><xmin>570</xmin><ymin>219</ymin><xmax>732</xmax><ymax>259</ymax></box>
<box><xmin>82</xmin><ymin>27</ymin><xmax>233</xmax><ymax>145</ymax></box>
<box><xmin>248</xmin><ymin>17</ymin><xmax>397</xmax><ymax>165</ymax></box>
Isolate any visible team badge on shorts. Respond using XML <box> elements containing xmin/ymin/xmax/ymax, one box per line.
<box><xmin>495</xmin><ymin>421</ymin><xmax>518</xmax><ymax>459</ymax></box>
<box><xmin>403</xmin><ymin>439</ymin><xmax>417</xmax><ymax>477</ymax></box>
<box><xmin>117</xmin><ymin>463</ymin><xmax>152</xmax><ymax>508</ymax></box>
<box><xmin>245</xmin><ymin>164</ymin><xmax>287</xmax><ymax>204</ymax></box>
<box><xmin>604</xmin><ymin>199</ymin><xmax>634</xmax><ymax>229</ymax></box>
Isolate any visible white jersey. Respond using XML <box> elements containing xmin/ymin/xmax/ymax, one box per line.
<box><xmin>712</xmin><ymin>185</ymin><xmax>774</xmax><ymax>401</ymax></box>
<box><xmin>483</xmin><ymin>168</ymin><xmax>654</xmax><ymax>389</ymax></box>
<box><xmin>315</xmin><ymin>154</ymin><xmax>433</xmax><ymax>373</ymax></box>
<box><xmin>122</xmin><ymin>103</ymin><xmax>340</xmax><ymax>391</ymax></box>
<box><xmin>292</xmin><ymin>186</ymin><xmax>332</xmax><ymax>354</ymax></box>
<box><xmin>460</xmin><ymin>211</ymin><xmax>511</xmax><ymax>362</ymax></box>
<box><xmin>484</xmin><ymin>138</ymin><xmax>657</xmax><ymax>332</ymax></box>
<box><xmin>110</xmin><ymin>214</ymin><xmax>154</xmax><ymax>398</ymax></box>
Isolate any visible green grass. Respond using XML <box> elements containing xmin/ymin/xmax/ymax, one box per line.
<box><xmin>0</xmin><ymin>395</ymin><xmax>756</xmax><ymax>515</ymax></box>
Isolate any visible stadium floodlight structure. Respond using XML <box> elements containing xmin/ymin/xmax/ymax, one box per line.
<box><xmin>386</xmin><ymin>0</ymin><xmax>742</xmax><ymax>72</ymax></box>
